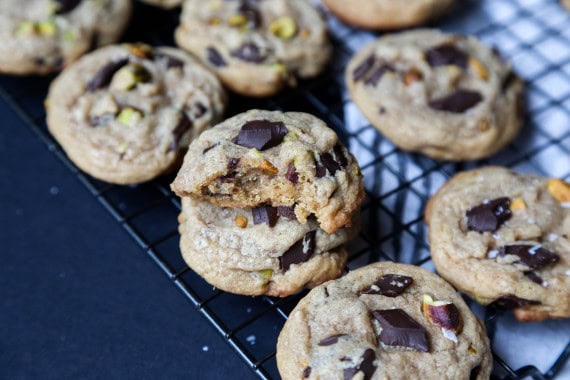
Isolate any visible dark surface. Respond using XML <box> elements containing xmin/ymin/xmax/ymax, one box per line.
<box><xmin>0</xmin><ymin>99</ymin><xmax>253</xmax><ymax>379</ymax></box>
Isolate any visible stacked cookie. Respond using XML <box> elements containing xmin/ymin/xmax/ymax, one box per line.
<box><xmin>171</xmin><ymin>110</ymin><xmax>365</xmax><ymax>296</ymax></box>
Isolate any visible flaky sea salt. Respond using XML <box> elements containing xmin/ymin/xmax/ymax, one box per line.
<box><xmin>487</xmin><ymin>249</ymin><xmax>499</xmax><ymax>259</ymax></box>
<box><xmin>442</xmin><ymin>329</ymin><xmax>458</xmax><ymax>343</ymax></box>
<box><xmin>528</xmin><ymin>245</ymin><xmax>542</xmax><ymax>255</ymax></box>
<box><xmin>202</xmin><ymin>346</ymin><xmax>209</xmax><ymax>352</ymax></box>
<box><xmin>246</xmin><ymin>335</ymin><xmax>256</xmax><ymax>345</ymax></box>
<box><xmin>547</xmin><ymin>233</ymin><xmax>559</xmax><ymax>242</ymax></box>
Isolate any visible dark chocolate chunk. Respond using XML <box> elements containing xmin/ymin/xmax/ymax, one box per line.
<box><xmin>169</xmin><ymin>112</ymin><xmax>193</xmax><ymax>151</ymax></box>
<box><xmin>466</xmin><ymin>197</ymin><xmax>511</xmax><ymax>233</ymax></box>
<box><xmin>231</xmin><ymin>43</ymin><xmax>266</xmax><ymax>63</ymax></box>
<box><xmin>202</xmin><ymin>142</ymin><xmax>220</xmax><ymax>154</ymax></box>
<box><xmin>469</xmin><ymin>365</ymin><xmax>481</xmax><ymax>380</ymax></box>
<box><xmin>425</xmin><ymin>44</ymin><xmax>468</xmax><ymax>68</ymax></box>
<box><xmin>279</xmin><ymin>231</ymin><xmax>316</xmax><ymax>272</ymax></box>
<box><xmin>152</xmin><ymin>52</ymin><xmax>184</xmax><ymax>69</ymax></box>
<box><xmin>219</xmin><ymin>158</ymin><xmax>240</xmax><ymax>182</ymax></box>
<box><xmin>333</xmin><ymin>144</ymin><xmax>348</xmax><ymax>168</ymax></box>
<box><xmin>285</xmin><ymin>162</ymin><xmax>299</xmax><ymax>184</ymax></box>
<box><xmin>353</xmin><ymin>54</ymin><xmax>375</xmax><ymax>82</ymax></box>
<box><xmin>252</xmin><ymin>205</ymin><xmax>279</xmax><ymax>227</ymax></box>
<box><xmin>86</xmin><ymin>58</ymin><xmax>129</xmax><ymax>92</ymax></box>
<box><xmin>234</xmin><ymin>120</ymin><xmax>288</xmax><ymax>151</ymax></box>
<box><xmin>499</xmin><ymin>245</ymin><xmax>559</xmax><ymax>270</ymax></box>
<box><xmin>429</xmin><ymin>90</ymin><xmax>483</xmax><ymax>113</ymax></box>
<box><xmin>364</xmin><ymin>64</ymin><xmax>394</xmax><ymax>86</ymax></box>
<box><xmin>227</xmin><ymin>158</ymin><xmax>240</xmax><ymax>171</ymax></box>
<box><xmin>372</xmin><ymin>309</ymin><xmax>429</xmax><ymax>352</ymax></box>
<box><xmin>207</xmin><ymin>47</ymin><xmax>227</xmax><ymax>67</ymax></box>
<box><xmin>525</xmin><ymin>271</ymin><xmax>544</xmax><ymax>285</ymax></box>
<box><xmin>320</xmin><ymin>153</ymin><xmax>341</xmax><ymax>176</ymax></box>
<box><xmin>489</xmin><ymin>295</ymin><xmax>540</xmax><ymax>310</ymax></box>
<box><xmin>302</xmin><ymin>367</ymin><xmax>311</xmax><ymax>378</ymax></box>
<box><xmin>343</xmin><ymin>349</ymin><xmax>377</xmax><ymax>380</ymax></box>
<box><xmin>318</xmin><ymin>334</ymin><xmax>347</xmax><ymax>346</ymax></box>
<box><xmin>193</xmin><ymin>102</ymin><xmax>208</xmax><ymax>119</ymax></box>
<box><xmin>277</xmin><ymin>205</ymin><xmax>296</xmax><ymax>219</ymax></box>
<box><xmin>54</xmin><ymin>0</ymin><xmax>81</xmax><ymax>14</ymax></box>
<box><xmin>238</xmin><ymin>0</ymin><xmax>261</xmax><ymax>28</ymax></box>
<box><xmin>359</xmin><ymin>274</ymin><xmax>413</xmax><ymax>297</ymax></box>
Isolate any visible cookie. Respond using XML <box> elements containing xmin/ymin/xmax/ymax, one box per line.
<box><xmin>175</xmin><ymin>0</ymin><xmax>332</xmax><ymax>97</ymax></box>
<box><xmin>322</xmin><ymin>0</ymin><xmax>454</xmax><ymax>30</ymax></box>
<box><xmin>47</xmin><ymin>44</ymin><xmax>227</xmax><ymax>185</ymax></box>
<box><xmin>171</xmin><ymin>110</ymin><xmax>365</xmax><ymax>234</ymax></box>
<box><xmin>0</xmin><ymin>0</ymin><xmax>132</xmax><ymax>75</ymax></box>
<box><xmin>564</xmin><ymin>0</ymin><xmax>570</xmax><ymax>10</ymax></box>
<box><xmin>346</xmin><ymin>29</ymin><xmax>524</xmax><ymax>161</ymax></box>
<box><xmin>426</xmin><ymin>166</ymin><xmax>570</xmax><ymax>322</ymax></box>
<box><xmin>139</xmin><ymin>0</ymin><xmax>181</xmax><ymax>9</ymax></box>
<box><xmin>276</xmin><ymin>262</ymin><xmax>492</xmax><ymax>379</ymax></box>
<box><xmin>179</xmin><ymin>197</ymin><xmax>357</xmax><ymax>296</ymax></box>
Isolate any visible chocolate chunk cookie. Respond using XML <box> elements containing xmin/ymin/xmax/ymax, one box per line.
<box><xmin>139</xmin><ymin>0</ymin><xmax>181</xmax><ymax>9</ymax></box>
<box><xmin>277</xmin><ymin>262</ymin><xmax>492</xmax><ymax>379</ymax></box>
<box><xmin>175</xmin><ymin>0</ymin><xmax>332</xmax><ymax>97</ymax></box>
<box><xmin>322</xmin><ymin>0</ymin><xmax>454</xmax><ymax>30</ymax></box>
<box><xmin>179</xmin><ymin>197</ymin><xmax>357</xmax><ymax>296</ymax></box>
<box><xmin>346</xmin><ymin>29</ymin><xmax>524</xmax><ymax>161</ymax></box>
<box><xmin>426</xmin><ymin>167</ymin><xmax>570</xmax><ymax>321</ymax></box>
<box><xmin>0</xmin><ymin>0</ymin><xmax>132</xmax><ymax>75</ymax></box>
<box><xmin>47</xmin><ymin>44</ymin><xmax>226</xmax><ymax>184</ymax></box>
<box><xmin>563</xmin><ymin>0</ymin><xmax>570</xmax><ymax>10</ymax></box>
<box><xmin>171</xmin><ymin>110</ymin><xmax>364</xmax><ymax>234</ymax></box>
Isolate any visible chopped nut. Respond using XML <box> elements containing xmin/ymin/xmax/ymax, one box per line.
<box><xmin>299</xmin><ymin>29</ymin><xmax>311</xmax><ymax>39</ymax></box>
<box><xmin>110</xmin><ymin>64</ymin><xmax>151</xmax><ymax>91</ymax></box>
<box><xmin>128</xmin><ymin>44</ymin><xmax>152</xmax><ymax>59</ymax></box>
<box><xmin>469</xmin><ymin>57</ymin><xmax>489</xmax><ymax>80</ymax></box>
<box><xmin>63</xmin><ymin>31</ymin><xmax>75</xmax><ymax>42</ymax></box>
<box><xmin>247</xmin><ymin>148</ymin><xmax>263</xmax><ymax>159</ymax></box>
<box><xmin>228</xmin><ymin>14</ymin><xmax>248</xmax><ymax>27</ymax></box>
<box><xmin>115</xmin><ymin>141</ymin><xmax>129</xmax><ymax>155</ymax></box>
<box><xmin>547</xmin><ymin>178</ymin><xmax>570</xmax><ymax>203</ymax></box>
<box><xmin>446</xmin><ymin>65</ymin><xmax>463</xmax><ymax>86</ymax></box>
<box><xmin>478</xmin><ymin>119</ymin><xmax>490</xmax><ymax>132</ymax></box>
<box><xmin>259</xmin><ymin>159</ymin><xmax>278</xmax><ymax>175</ymax></box>
<box><xmin>283</xmin><ymin>131</ymin><xmax>297</xmax><ymax>142</ymax></box>
<box><xmin>37</xmin><ymin>21</ymin><xmax>57</xmax><ymax>36</ymax></box>
<box><xmin>422</xmin><ymin>294</ymin><xmax>462</xmax><ymax>333</ymax></box>
<box><xmin>403</xmin><ymin>68</ymin><xmax>423</xmax><ymax>86</ymax></box>
<box><xmin>258</xmin><ymin>269</ymin><xmax>273</xmax><ymax>280</ymax></box>
<box><xmin>208</xmin><ymin>18</ymin><xmax>222</xmax><ymax>26</ymax></box>
<box><xmin>468</xmin><ymin>346</ymin><xmax>478</xmax><ymax>355</ymax></box>
<box><xmin>269</xmin><ymin>16</ymin><xmax>297</xmax><ymax>40</ymax></box>
<box><xmin>510</xmin><ymin>198</ymin><xmax>526</xmax><ymax>211</ymax></box>
<box><xmin>235</xmin><ymin>214</ymin><xmax>248</xmax><ymax>228</ymax></box>
<box><xmin>117</xmin><ymin>107</ymin><xmax>144</xmax><ymax>127</ymax></box>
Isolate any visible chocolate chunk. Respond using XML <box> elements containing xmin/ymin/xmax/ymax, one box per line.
<box><xmin>227</xmin><ymin>158</ymin><xmax>240</xmax><ymax>171</ymax></box>
<box><xmin>234</xmin><ymin>120</ymin><xmax>288</xmax><ymax>151</ymax></box>
<box><xmin>279</xmin><ymin>231</ymin><xmax>316</xmax><ymax>272</ymax></box>
<box><xmin>285</xmin><ymin>162</ymin><xmax>299</xmax><ymax>184</ymax></box>
<box><xmin>320</xmin><ymin>153</ymin><xmax>341</xmax><ymax>176</ymax></box>
<box><xmin>202</xmin><ymin>142</ymin><xmax>219</xmax><ymax>154</ymax></box>
<box><xmin>525</xmin><ymin>271</ymin><xmax>544</xmax><ymax>285</ymax></box>
<box><xmin>489</xmin><ymin>295</ymin><xmax>540</xmax><ymax>310</ymax></box>
<box><xmin>343</xmin><ymin>349</ymin><xmax>377</xmax><ymax>380</ymax></box>
<box><xmin>277</xmin><ymin>205</ymin><xmax>296</xmax><ymax>219</ymax></box>
<box><xmin>425</xmin><ymin>44</ymin><xmax>468</xmax><ymax>68</ymax></box>
<box><xmin>86</xmin><ymin>58</ymin><xmax>129</xmax><ymax>92</ymax></box>
<box><xmin>193</xmin><ymin>102</ymin><xmax>208</xmax><ymax>119</ymax></box>
<box><xmin>359</xmin><ymin>274</ymin><xmax>413</xmax><ymax>297</ymax></box>
<box><xmin>252</xmin><ymin>205</ymin><xmax>279</xmax><ymax>227</ymax></box>
<box><xmin>55</xmin><ymin>0</ymin><xmax>81</xmax><ymax>14</ymax></box>
<box><xmin>207</xmin><ymin>47</ymin><xmax>227</xmax><ymax>67</ymax></box>
<box><xmin>364</xmin><ymin>64</ymin><xmax>394</xmax><ymax>86</ymax></box>
<box><xmin>219</xmin><ymin>158</ymin><xmax>240</xmax><ymax>182</ymax></box>
<box><xmin>429</xmin><ymin>90</ymin><xmax>483</xmax><ymax>113</ymax></box>
<box><xmin>353</xmin><ymin>54</ymin><xmax>375</xmax><ymax>82</ymax></box>
<box><xmin>372</xmin><ymin>309</ymin><xmax>429</xmax><ymax>352</ymax></box>
<box><xmin>318</xmin><ymin>334</ymin><xmax>347</xmax><ymax>346</ymax></box>
<box><xmin>169</xmin><ymin>112</ymin><xmax>193</xmax><ymax>151</ymax></box>
<box><xmin>499</xmin><ymin>245</ymin><xmax>559</xmax><ymax>270</ymax></box>
<box><xmin>466</xmin><ymin>197</ymin><xmax>511</xmax><ymax>233</ymax></box>
<box><xmin>152</xmin><ymin>52</ymin><xmax>184</xmax><ymax>69</ymax></box>
<box><xmin>238</xmin><ymin>0</ymin><xmax>261</xmax><ymax>28</ymax></box>
<box><xmin>302</xmin><ymin>367</ymin><xmax>311</xmax><ymax>378</ymax></box>
<box><xmin>231</xmin><ymin>43</ymin><xmax>266</xmax><ymax>63</ymax></box>
<box><xmin>333</xmin><ymin>144</ymin><xmax>348</xmax><ymax>168</ymax></box>
<box><xmin>470</xmin><ymin>365</ymin><xmax>481</xmax><ymax>380</ymax></box>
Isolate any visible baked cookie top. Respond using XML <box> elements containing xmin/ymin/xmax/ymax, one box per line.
<box><xmin>346</xmin><ymin>29</ymin><xmax>524</xmax><ymax>161</ymax></box>
<box><xmin>47</xmin><ymin>44</ymin><xmax>227</xmax><ymax>185</ymax></box>
<box><xmin>276</xmin><ymin>262</ymin><xmax>492</xmax><ymax>380</ymax></box>
<box><xmin>426</xmin><ymin>166</ymin><xmax>570</xmax><ymax>322</ymax></box>
<box><xmin>171</xmin><ymin>110</ymin><xmax>365</xmax><ymax>234</ymax></box>
<box><xmin>179</xmin><ymin>197</ymin><xmax>356</xmax><ymax>296</ymax></box>
<box><xmin>175</xmin><ymin>0</ymin><xmax>331</xmax><ymax>97</ymax></box>
<box><xmin>322</xmin><ymin>0</ymin><xmax>454</xmax><ymax>30</ymax></box>
<box><xmin>0</xmin><ymin>0</ymin><xmax>132</xmax><ymax>75</ymax></box>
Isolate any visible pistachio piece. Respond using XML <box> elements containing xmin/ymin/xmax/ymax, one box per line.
<box><xmin>63</xmin><ymin>31</ymin><xmax>75</xmax><ymax>42</ymax></box>
<box><xmin>228</xmin><ymin>14</ymin><xmax>248</xmax><ymax>27</ymax></box>
<box><xmin>547</xmin><ymin>178</ymin><xmax>570</xmax><ymax>203</ymax></box>
<box><xmin>269</xmin><ymin>16</ymin><xmax>297</xmax><ymax>40</ymax></box>
<box><xmin>259</xmin><ymin>159</ymin><xmax>278</xmax><ymax>175</ymax></box>
<box><xmin>510</xmin><ymin>197</ymin><xmax>526</xmax><ymax>211</ymax></box>
<box><xmin>258</xmin><ymin>269</ymin><xmax>273</xmax><ymax>280</ymax></box>
<box><xmin>246</xmin><ymin>148</ymin><xmax>263</xmax><ymax>159</ymax></box>
<box><xmin>16</xmin><ymin>21</ymin><xmax>36</xmax><ymax>35</ymax></box>
<box><xmin>421</xmin><ymin>295</ymin><xmax>462</xmax><ymax>334</ymax></box>
<box><xmin>117</xmin><ymin>107</ymin><xmax>144</xmax><ymax>127</ymax></box>
<box><xmin>283</xmin><ymin>131</ymin><xmax>297</xmax><ymax>142</ymax></box>
<box><xmin>110</xmin><ymin>64</ymin><xmax>151</xmax><ymax>91</ymax></box>
<box><xmin>128</xmin><ymin>44</ymin><xmax>152</xmax><ymax>59</ymax></box>
<box><xmin>403</xmin><ymin>68</ymin><xmax>423</xmax><ymax>86</ymax></box>
<box><xmin>208</xmin><ymin>17</ymin><xmax>222</xmax><ymax>26</ymax></box>
<box><xmin>115</xmin><ymin>141</ymin><xmax>129</xmax><ymax>155</ymax></box>
<box><xmin>235</xmin><ymin>214</ymin><xmax>248</xmax><ymax>228</ymax></box>
<box><xmin>469</xmin><ymin>57</ymin><xmax>489</xmax><ymax>80</ymax></box>
<box><xmin>37</xmin><ymin>21</ymin><xmax>58</xmax><ymax>36</ymax></box>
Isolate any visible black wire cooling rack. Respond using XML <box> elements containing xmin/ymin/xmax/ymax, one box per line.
<box><xmin>1</xmin><ymin>0</ymin><xmax>569</xmax><ymax>378</ymax></box>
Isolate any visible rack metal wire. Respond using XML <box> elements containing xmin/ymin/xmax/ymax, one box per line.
<box><xmin>1</xmin><ymin>0</ymin><xmax>569</xmax><ymax>378</ymax></box>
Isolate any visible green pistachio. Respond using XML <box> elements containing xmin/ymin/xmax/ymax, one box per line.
<box><xmin>117</xmin><ymin>107</ymin><xmax>144</xmax><ymax>127</ymax></box>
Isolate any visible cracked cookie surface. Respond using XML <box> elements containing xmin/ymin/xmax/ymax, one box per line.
<box><xmin>175</xmin><ymin>0</ymin><xmax>331</xmax><ymax>97</ymax></box>
<box><xmin>426</xmin><ymin>166</ymin><xmax>570</xmax><ymax>321</ymax></box>
<box><xmin>179</xmin><ymin>197</ymin><xmax>357</xmax><ymax>296</ymax></box>
<box><xmin>47</xmin><ymin>44</ymin><xmax>226</xmax><ymax>184</ymax></box>
<box><xmin>346</xmin><ymin>29</ymin><xmax>524</xmax><ymax>161</ymax></box>
<box><xmin>0</xmin><ymin>0</ymin><xmax>132</xmax><ymax>75</ymax></box>
<box><xmin>171</xmin><ymin>110</ymin><xmax>364</xmax><ymax>234</ymax></box>
<box><xmin>276</xmin><ymin>262</ymin><xmax>492</xmax><ymax>380</ymax></box>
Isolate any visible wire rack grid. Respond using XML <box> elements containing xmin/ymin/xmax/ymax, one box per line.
<box><xmin>1</xmin><ymin>0</ymin><xmax>569</xmax><ymax>378</ymax></box>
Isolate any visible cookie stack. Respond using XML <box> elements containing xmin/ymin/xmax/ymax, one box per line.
<box><xmin>170</xmin><ymin>109</ymin><xmax>365</xmax><ymax>296</ymax></box>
